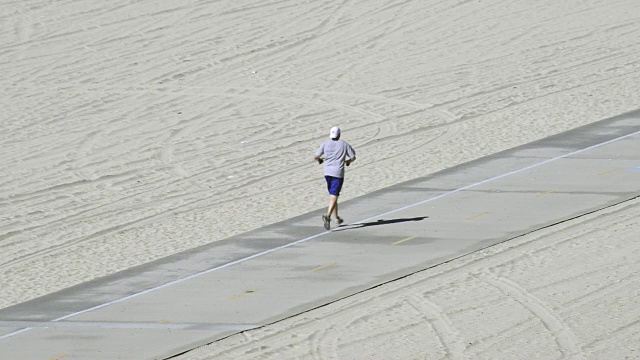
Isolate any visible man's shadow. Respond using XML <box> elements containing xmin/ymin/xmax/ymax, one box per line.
<box><xmin>336</xmin><ymin>216</ymin><xmax>428</xmax><ymax>230</ymax></box>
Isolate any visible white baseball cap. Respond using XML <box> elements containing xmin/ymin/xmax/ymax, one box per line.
<box><xmin>330</xmin><ymin>126</ymin><xmax>341</xmax><ymax>139</ymax></box>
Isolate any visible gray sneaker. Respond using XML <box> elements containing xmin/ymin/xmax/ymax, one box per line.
<box><xmin>322</xmin><ymin>215</ymin><xmax>331</xmax><ymax>230</ymax></box>
<box><xmin>337</xmin><ymin>217</ymin><xmax>344</xmax><ymax>226</ymax></box>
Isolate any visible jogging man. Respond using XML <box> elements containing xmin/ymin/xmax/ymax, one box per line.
<box><xmin>314</xmin><ymin>126</ymin><xmax>356</xmax><ymax>230</ymax></box>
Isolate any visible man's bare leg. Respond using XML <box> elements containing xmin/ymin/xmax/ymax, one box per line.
<box><xmin>328</xmin><ymin>196</ymin><xmax>344</xmax><ymax>224</ymax></box>
<box><xmin>321</xmin><ymin>195</ymin><xmax>338</xmax><ymax>230</ymax></box>
<box><xmin>327</xmin><ymin>195</ymin><xmax>338</xmax><ymax>218</ymax></box>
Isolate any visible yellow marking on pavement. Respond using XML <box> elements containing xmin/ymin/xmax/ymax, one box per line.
<box><xmin>310</xmin><ymin>262</ymin><xmax>336</xmax><ymax>272</ymax></box>
<box><xmin>535</xmin><ymin>190</ymin><xmax>556</xmax><ymax>197</ymax></box>
<box><xmin>598</xmin><ymin>169</ymin><xmax>620</xmax><ymax>176</ymax></box>
<box><xmin>49</xmin><ymin>354</ymin><xmax>69</xmax><ymax>360</ymax></box>
<box><xmin>157</xmin><ymin>320</ymin><xmax>171</xmax><ymax>324</ymax></box>
<box><xmin>393</xmin><ymin>236</ymin><xmax>417</xmax><ymax>245</ymax></box>
<box><xmin>465</xmin><ymin>212</ymin><xmax>489</xmax><ymax>221</ymax></box>
<box><xmin>230</xmin><ymin>290</ymin><xmax>256</xmax><ymax>301</ymax></box>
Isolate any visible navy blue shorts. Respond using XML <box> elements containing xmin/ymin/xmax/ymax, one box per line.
<box><xmin>325</xmin><ymin>176</ymin><xmax>344</xmax><ymax>196</ymax></box>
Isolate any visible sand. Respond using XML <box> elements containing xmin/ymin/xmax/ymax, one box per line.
<box><xmin>2</xmin><ymin>0</ymin><xmax>640</xmax><ymax>358</ymax></box>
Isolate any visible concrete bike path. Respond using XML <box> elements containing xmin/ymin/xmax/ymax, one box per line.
<box><xmin>1</xmin><ymin>111</ymin><xmax>639</xmax><ymax>359</ymax></box>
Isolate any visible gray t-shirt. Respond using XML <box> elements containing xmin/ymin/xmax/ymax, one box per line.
<box><xmin>316</xmin><ymin>139</ymin><xmax>356</xmax><ymax>178</ymax></box>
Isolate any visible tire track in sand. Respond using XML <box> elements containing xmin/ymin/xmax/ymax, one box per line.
<box><xmin>476</xmin><ymin>272</ymin><xmax>586</xmax><ymax>360</ymax></box>
<box><xmin>405</xmin><ymin>292</ymin><xmax>467</xmax><ymax>359</ymax></box>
